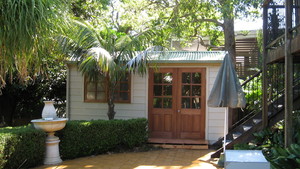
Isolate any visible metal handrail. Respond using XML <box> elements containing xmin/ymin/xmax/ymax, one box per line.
<box><xmin>232</xmin><ymin>68</ymin><xmax>300</xmax><ymax>130</ymax></box>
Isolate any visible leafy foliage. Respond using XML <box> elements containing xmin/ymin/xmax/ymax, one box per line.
<box><xmin>57</xmin><ymin>118</ymin><xmax>148</xmax><ymax>159</ymax></box>
<box><xmin>0</xmin><ymin>0</ymin><xmax>69</xmax><ymax>88</ymax></box>
<box><xmin>243</xmin><ymin>75</ymin><xmax>263</xmax><ymax>113</ymax></box>
<box><xmin>0</xmin><ymin>126</ymin><xmax>46</xmax><ymax>169</ymax></box>
<box><xmin>0</xmin><ymin>118</ymin><xmax>148</xmax><ymax>168</ymax></box>
<box><xmin>234</xmin><ymin>112</ymin><xmax>300</xmax><ymax>168</ymax></box>
<box><xmin>0</xmin><ymin>60</ymin><xmax>66</xmax><ymax>126</ymax></box>
<box><xmin>70</xmin><ymin>0</ymin><xmax>110</xmax><ymax>21</ymax></box>
<box><xmin>58</xmin><ymin>19</ymin><xmax>159</xmax><ymax>119</ymax></box>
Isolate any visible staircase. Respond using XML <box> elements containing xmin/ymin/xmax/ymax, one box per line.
<box><xmin>211</xmin><ymin>70</ymin><xmax>300</xmax><ymax>158</ymax></box>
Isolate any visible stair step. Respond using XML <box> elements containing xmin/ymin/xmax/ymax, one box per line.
<box><xmin>253</xmin><ymin>119</ymin><xmax>262</xmax><ymax>124</ymax></box>
<box><xmin>243</xmin><ymin>125</ymin><xmax>252</xmax><ymax>131</ymax></box>
<box><xmin>151</xmin><ymin>144</ymin><xmax>208</xmax><ymax>150</ymax></box>
<box><xmin>274</xmin><ymin>104</ymin><xmax>283</xmax><ymax>108</ymax></box>
<box><xmin>232</xmin><ymin>132</ymin><xmax>242</xmax><ymax>139</ymax></box>
<box><xmin>222</xmin><ymin>139</ymin><xmax>232</xmax><ymax>145</ymax></box>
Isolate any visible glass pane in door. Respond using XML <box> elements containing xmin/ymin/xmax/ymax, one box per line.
<box><xmin>153</xmin><ymin>72</ymin><xmax>173</xmax><ymax>109</ymax></box>
<box><xmin>181</xmin><ymin>72</ymin><xmax>202</xmax><ymax>109</ymax></box>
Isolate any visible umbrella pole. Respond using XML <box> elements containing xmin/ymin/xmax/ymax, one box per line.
<box><xmin>223</xmin><ymin>107</ymin><xmax>228</xmax><ymax>153</ymax></box>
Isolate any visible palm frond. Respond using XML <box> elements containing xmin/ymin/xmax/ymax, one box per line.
<box><xmin>73</xmin><ymin>20</ymin><xmax>103</xmax><ymax>48</ymax></box>
<box><xmin>86</xmin><ymin>47</ymin><xmax>116</xmax><ymax>73</ymax></box>
<box><xmin>116</xmin><ymin>29</ymin><xmax>156</xmax><ymax>61</ymax></box>
<box><xmin>127</xmin><ymin>46</ymin><xmax>166</xmax><ymax>75</ymax></box>
<box><xmin>0</xmin><ymin>0</ymin><xmax>68</xmax><ymax>88</ymax></box>
<box><xmin>79</xmin><ymin>56</ymin><xmax>101</xmax><ymax>81</ymax></box>
<box><xmin>57</xmin><ymin>35</ymin><xmax>86</xmax><ymax>61</ymax></box>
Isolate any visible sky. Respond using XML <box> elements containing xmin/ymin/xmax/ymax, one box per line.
<box><xmin>235</xmin><ymin>17</ymin><xmax>263</xmax><ymax>31</ymax></box>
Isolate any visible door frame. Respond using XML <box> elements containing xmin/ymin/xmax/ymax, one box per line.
<box><xmin>148</xmin><ymin>67</ymin><xmax>206</xmax><ymax>139</ymax></box>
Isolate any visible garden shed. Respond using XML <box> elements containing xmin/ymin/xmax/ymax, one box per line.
<box><xmin>66</xmin><ymin>51</ymin><xmax>227</xmax><ymax>144</ymax></box>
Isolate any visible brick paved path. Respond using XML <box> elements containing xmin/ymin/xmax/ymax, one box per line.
<box><xmin>33</xmin><ymin>149</ymin><xmax>222</xmax><ymax>169</ymax></box>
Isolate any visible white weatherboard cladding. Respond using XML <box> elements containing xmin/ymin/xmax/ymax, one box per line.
<box><xmin>206</xmin><ymin>66</ymin><xmax>226</xmax><ymax>144</ymax></box>
<box><xmin>67</xmin><ymin>64</ymin><xmax>224</xmax><ymax>143</ymax></box>
<box><xmin>67</xmin><ymin>65</ymin><xmax>148</xmax><ymax>120</ymax></box>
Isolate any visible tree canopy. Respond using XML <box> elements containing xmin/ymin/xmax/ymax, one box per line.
<box><xmin>97</xmin><ymin>0</ymin><xmax>263</xmax><ymax>59</ymax></box>
<box><xmin>0</xmin><ymin>0</ymin><xmax>70</xmax><ymax>89</ymax></box>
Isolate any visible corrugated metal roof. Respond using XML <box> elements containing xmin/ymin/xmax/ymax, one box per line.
<box><xmin>148</xmin><ymin>51</ymin><xmax>226</xmax><ymax>63</ymax></box>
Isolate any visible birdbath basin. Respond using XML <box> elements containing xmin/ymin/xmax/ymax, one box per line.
<box><xmin>31</xmin><ymin>118</ymin><xmax>67</xmax><ymax>133</ymax></box>
<box><xmin>31</xmin><ymin>100</ymin><xmax>68</xmax><ymax>165</ymax></box>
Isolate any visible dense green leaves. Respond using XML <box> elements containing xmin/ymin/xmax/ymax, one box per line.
<box><xmin>0</xmin><ymin>126</ymin><xmax>46</xmax><ymax>169</ymax></box>
<box><xmin>57</xmin><ymin>118</ymin><xmax>148</xmax><ymax>159</ymax></box>
<box><xmin>0</xmin><ymin>0</ymin><xmax>68</xmax><ymax>88</ymax></box>
<box><xmin>0</xmin><ymin>119</ymin><xmax>148</xmax><ymax>168</ymax></box>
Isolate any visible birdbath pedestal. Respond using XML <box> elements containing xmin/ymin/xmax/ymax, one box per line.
<box><xmin>31</xmin><ymin>118</ymin><xmax>67</xmax><ymax>165</ymax></box>
<box><xmin>31</xmin><ymin>101</ymin><xmax>67</xmax><ymax>165</ymax></box>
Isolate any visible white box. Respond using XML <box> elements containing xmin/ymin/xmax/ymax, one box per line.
<box><xmin>225</xmin><ymin>150</ymin><xmax>270</xmax><ymax>169</ymax></box>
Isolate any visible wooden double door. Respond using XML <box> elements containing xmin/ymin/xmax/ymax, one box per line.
<box><xmin>148</xmin><ymin>68</ymin><xmax>206</xmax><ymax>139</ymax></box>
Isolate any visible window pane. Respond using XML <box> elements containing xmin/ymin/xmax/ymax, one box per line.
<box><xmin>87</xmin><ymin>82</ymin><xmax>96</xmax><ymax>91</ymax></box>
<box><xmin>163</xmin><ymin>85</ymin><xmax>172</xmax><ymax>96</ymax></box>
<box><xmin>192</xmin><ymin>86</ymin><xmax>201</xmax><ymax>96</ymax></box>
<box><xmin>85</xmin><ymin>74</ymin><xmax>130</xmax><ymax>103</ymax></box>
<box><xmin>114</xmin><ymin>92</ymin><xmax>119</xmax><ymax>100</ymax></box>
<box><xmin>182</xmin><ymin>85</ymin><xmax>190</xmax><ymax>96</ymax></box>
<box><xmin>96</xmin><ymin>92</ymin><xmax>105</xmax><ymax>100</ymax></box>
<box><xmin>163</xmin><ymin>98</ymin><xmax>172</xmax><ymax>108</ymax></box>
<box><xmin>153</xmin><ymin>98</ymin><xmax>162</xmax><ymax>108</ymax></box>
<box><xmin>87</xmin><ymin>92</ymin><xmax>96</xmax><ymax>100</ymax></box>
<box><xmin>97</xmin><ymin>82</ymin><xmax>105</xmax><ymax>92</ymax></box>
<box><xmin>192</xmin><ymin>98</ymin><xmax>201</xmax><ymax>109</ymax></box>
<box><xmin>154</xmin><ymin>85</ymin><xmax>162</xmax><ymax>96</ymax></box>
<box><xmin>120</xmin><ymin>92</ymin><xmax>129</xmax><ymax>100</ymax></box>
<box><xmin>182</xmin><ymin>98</ymin><xmax>191</xmax><ymax>108</ymax></box>
<box><xmin>182</xmin><ymin>73</ymin><xmax>191</xmax><ymax>83</ymax></box>
<box><xmin>163</xmin><ymin>73</ymin><xmax>173</xmax><ymax>83</ymax></box>
<box><xmin>120</xmin><ymin>83</ymin><xmax>129</xmax><ymax>91</ymax></box>
<box><xmin>121</xmin><ymin>75</ymin><xmax>129</xmax><ymax>82</ymax></box>
<box><xmin>154</xmin><ymin>73</ymin><xmax>162</xmax><ymax>83</ymax></box>
<box><xmin>192</xmin><ymin>73</ymin><xmax>201</xmax><ymax>84</ymax></box>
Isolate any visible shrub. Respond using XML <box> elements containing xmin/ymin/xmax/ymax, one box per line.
<box><xmin>0</xmin><ymin>118</ymin><xmax>148</xmax><ymax>168</ymax></box>
<box><xmin>0</xmin><ymin>126</ymin><xmax>46</xmax><ymax>169</ymax></box>
<box><xmin>58</xmin><ymin>118</ymin><xmax>148</xmax><ymax>159</ymax></box>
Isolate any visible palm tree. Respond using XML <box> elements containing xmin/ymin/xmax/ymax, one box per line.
<box><xmin>0</xmin><ymin>0</ymin><xmax>68</xmax><ymax>89</ymax></box>
<box><xmin>59</xmin><ymin>20</ymin><xmax>156</xmax><ymax>120</ymax></box>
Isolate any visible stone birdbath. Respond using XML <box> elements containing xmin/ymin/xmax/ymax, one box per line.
<box><xmin>31</xmin><ymin>101</ymin><xmax>68</xmax><ymax>165</ymax></box>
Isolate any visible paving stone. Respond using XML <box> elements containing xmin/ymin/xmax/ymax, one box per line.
<box><xmin>32</xmin><ymin>149</ymin><xmax>222</xmax><ymax>169</ymax></box>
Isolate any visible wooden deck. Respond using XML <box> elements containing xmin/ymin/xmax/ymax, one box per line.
<box><xmin>266</xmin><ymin>27</ymin><xmax>300</xmax><ymax>64</ymax></box>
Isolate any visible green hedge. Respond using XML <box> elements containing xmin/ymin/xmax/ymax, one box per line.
<box><xmin>0</xmin><ymin>118</ymin><xmax>148</xmax><ymax>168</ymax></box>
<box><xmin>0</xmin><ymin>126</ymin><xmax>46</xmax><ymax>169</ymax></box>
<box><xmin>57</xmin><ymin>118</ymin><xmax>148</xmax><ymax>159</ymax></box>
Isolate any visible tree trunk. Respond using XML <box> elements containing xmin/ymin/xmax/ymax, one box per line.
<box><xmin>107</xmin><ymin>100</ymin><xmax>116</xmax><ymax>120</ymax></box>
<box><xmin>107</xmin><ymin>81</ymin><xmax>116</xmax><ymax>120</ymax></box>
<box><xmin>223</xmin><ymin>17</ymin><xmax>236</xmax><ymax>63</ymax></box>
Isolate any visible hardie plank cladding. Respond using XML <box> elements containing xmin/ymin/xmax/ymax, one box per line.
<box><xmin>68</xmin><ymin>65</ymin><xmax>147</xmax><ymax>120</ymax></box>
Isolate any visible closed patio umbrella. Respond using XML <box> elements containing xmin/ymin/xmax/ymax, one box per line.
<box><xmin>207</xmin><ymin>53</ymin><xmax>246</xmax><ymax>152</ymax></box>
